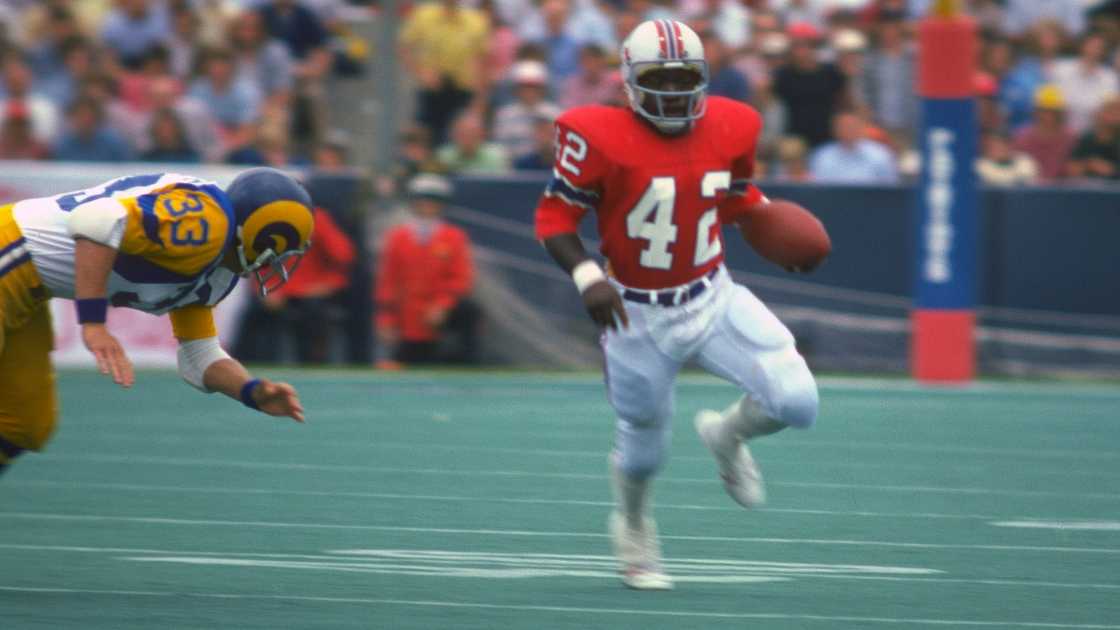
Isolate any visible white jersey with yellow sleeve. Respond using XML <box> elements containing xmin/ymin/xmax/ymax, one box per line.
<box><xmin>12</xmin><ymin>173</ymin><xmax>238</xmax><ymax>317</ymax></box>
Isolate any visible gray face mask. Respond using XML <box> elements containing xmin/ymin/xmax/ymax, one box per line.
<box><xmin>627</xmin><ymin>61</ymin><xmax>710</xmax><ymax>134</ymax></box>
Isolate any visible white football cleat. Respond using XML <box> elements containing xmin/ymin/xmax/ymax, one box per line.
<box><xmin>609</xmin><ymin>511</ymin><xmax>674</xmax><ymax>590</ymax></box>
<box><xmin>695</xmin><ymin>409</ymin><xmax>767</xmax><ymax>508</ymax></box>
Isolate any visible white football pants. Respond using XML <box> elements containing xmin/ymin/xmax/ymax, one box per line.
<box><xmin>603</xmin><ymin>266</ymin><xmax>818</xmax><ymax>479</ymax></box>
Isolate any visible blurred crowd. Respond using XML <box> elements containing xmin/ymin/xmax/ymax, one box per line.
<box><xmin>0</xmin><ymin>0</ymin><xmax>369</xmax><ymax>165</ymax></box>
<box><xmin>397</xmin><ymin>0</ymin><xmax>1120</xmax><ymax>186</ymax></box>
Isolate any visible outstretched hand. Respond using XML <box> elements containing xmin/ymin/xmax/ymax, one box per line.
<box><xmin>251</xmin><ymin>379</ymin><xmax>305</xmax><ymax>422</ymax></box>
<box><xmin>81</xmin><ymin>324</ymin><xmax>134</xmax><ymax>388</ymax></box>
<box><xmin>582</xmin><ymin>281</ymin><xmax>630</xmax><ymax>331</ymax></box>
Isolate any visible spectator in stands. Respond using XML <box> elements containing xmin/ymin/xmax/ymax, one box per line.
<box><xmin>493</xmin><ymin>61</ymin><xmax>561</xmax><ymax>161</ymax></box>
<box><xmin>1052</xmin><ymin>32</ymin><xmax>1119</xmax><ymax>133</ymax></box>
<box><xmin>513</xmin><ymin>115</ymin><xmax>556</xmax><ymax>171</ymax></box>
<box><xmin>530</xmin><ymin>0</ymin><xmax>584</xmax><ymax>94</ymax></box>
<box><xmin>25</xmin><ymin>4</ymin><xmax>82</xmax><ymax>81</ymax></box>
<box><xmin>258</xmin><ymin>0</ymin><xmax>331</xmax><ymax>146</ymax></box>
<box><xmin>227</xmin><ymin>117</ymin><xmax>308</xmax><ymax>167</ymax></box>
<box><xmin>864</xmin><ymin>12</ymin><xmax>917</xmax><ymax>137</ymax></box>
<box><xmin>518</xmin><ymin>0</ymin><xmax>617</xmax><ymax>51</ymax></box>
<box><xmin>773</xmin><ymin>23</ymin><xmax>847</xmax><ymax>147</ymax></box>
<box><xmin>0</xmin><ymin>53</ymin><xmax>60</xmax><ymax>145</ymax></box>
<box><xmin>772</xmin><ymin>0</ymin><xmax>828</xmax><ymax>30</ymax></box>
<box><xmin>39</xmin><ymin>37</ymin><xmax>96</xmax><ymax>109</ymax></box>
<box><xmin>809</xmin><ymin>110</ymin><xmax>898</xmax><ymax>183</ymax></box>
<box><xmin>561</xmin><ymin>44</ymin><xmax>621</xmax><ymax>109</ymax></box>
<box><xmin>230</xmin><ymin>10</ymin><xmax>294</xmax><ymax>116</ymax></box>
<box><xmin>750</xmin><ymin>32</ymin><xmax>790</xmax><ymax>152</ymax></box>
<box><xmin>139</xmin><ymin>107</ymin><xmax>200</xmax><ymax>162</ymax></box>
<box><xmin>436</xmin><ymin>112</ymin><xmax>510</xmax><ymax>174</ymax></box>
<box><xmin>258</xmin><ymin>0</ymin><xmax>331</xmax><ymax>77</ymax></box>
<box><xmin>0</xmin><ymin>102</ymin><xmax>49</xmax><ymax>160</ymax></box>
<box><xmin>125</xmin><ymin>75</ymin><xmax>221</xmax><ymax>162</ymax></box>
<box><xmin>100</xmin><ymin>0</ymin><xmax>172</xmax><ymax>69</ymax></box>
<box><xmin>680</xmin><ymin>0</ymin><xmax>750</xmax><ymax>50</ymax></box>
<box><xmin>264</xmin><ymin>205</ymin><xmax>357</xmax><ymax>364</ymax></box>
<box><xmin>977</xmin><ymin>131</ymin><xmax>1039</xmax><ymax>186</ymax></box>
<box><xmin>314</xmin><ymin>128</ymin><xmax>352</xmax><ymax>171</ymax></box>
<box><xmin>1013</xmin><ymin>85</ymin><xmax>1077</xmax><ymax>182</ymax></box>
<box><xmin>53</xmin><ymin>96</ymin><xmax>133</xmax><ymax>162</ymax></box>
<box><xmin>117</xmin><ymin>45</ymin><xmax>178</xmax><ymax>113</ymax></box>
<box><xmin>167</xmin><ymin>0</ymin><xmax>203</xmax><ymax>79</ymax></box>
<box><xmin>385</xmin><ymin>125</ymin><xmax>441</xmax><ymax>195</ymax></box>
<box><xmin>975</xmin><ymin>71</ymin><xmax>1007</xmax><ymax>135</ymax></box>
<box><xmin>399</xmin><ymin>0</ymin><xmax>490</xmax><ymax>145</ymax></box>
<box><xmin>833</xmin><ymin>28</ymin><xmax>870</xmax><ymax>117</ymax></box>
<box><xmin>1002</xmin><ymin>20</ymin><xmax>1065</xmax><ymax>130</ymax></box>
<box><xmin>1004</xmin><ymin>0</ymin><xmax>1086</xmax><ymax>38</ymax></box>
<box><xmin>702</xmin><ymin>30</ymin><xmax>750</xmax><ymax>103</ymax></box>
<box><xmin>478</xmin><ymin>0</ymin><xmax>522</xmax><ymax>98</ymax></box>
<box><xmin>188</xmin><ymin>47</ymin><xmax>262</xmax><ymax>154</ymax></box>
<box><xmin>377</xmin><ymin>173</ymin><xmax>479</xmax><ymax>366</ymax></box>
<box><xmin>1067</xmin><ymin>97</ymin><xmax>1120</xmax><ymax>180</ymax></box>
<box><xmin>773</xmin><ymin>135</ymin><xmax>812</xmax><ymax>182</ymax></box>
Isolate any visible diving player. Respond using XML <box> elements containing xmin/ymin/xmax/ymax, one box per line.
<box><xmin>0</xmin><ymin>168</ymin><xmax>313</xmax><ymax>475</ymax></box>
<box><xmin>534</xmin><ymin>20</ymin><xmax>820</xmax><ymax>589</ymax></box>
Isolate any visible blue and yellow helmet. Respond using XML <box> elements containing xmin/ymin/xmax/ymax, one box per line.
<box><xmin>226</xmin><ymin>167</ymin><xmax>314</xmax><ymax>296</ymax></box>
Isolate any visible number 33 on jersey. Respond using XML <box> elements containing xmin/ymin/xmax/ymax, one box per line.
<box><xmin>535</xmin><ymin>96</ymin><xmax>767</xmax><ymax>290</ymax></box>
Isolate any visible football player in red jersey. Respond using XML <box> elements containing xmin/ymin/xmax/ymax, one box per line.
<box><xmin>535</xmin><ymin>20</ymin><xmax>819</xmax><ymax>590</ymax></box>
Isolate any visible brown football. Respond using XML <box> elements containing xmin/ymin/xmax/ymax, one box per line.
<box><xmin>738</xmin><ymin>200</ymin><xmax>831</xmax><ymax>271</ymax></box>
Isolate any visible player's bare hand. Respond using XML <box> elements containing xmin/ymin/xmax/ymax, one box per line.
<box><xmin>583</xmin><ymin>281</ymin><xmax>629</xmax><ymax>330</ymax></box>
<box><xmin>251</xmin><ymin>379</ymin><xmax>305</xmax><ymax>422</ymax></box>
<box><xmin>81</xmin><ymin>324</ymin><xmax>134</xmax><ymax>388</ymax></box>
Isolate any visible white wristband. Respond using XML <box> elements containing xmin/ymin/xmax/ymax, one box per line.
<box><xmin>571</xmin><ymin>260</ymin><xmax>606</xmax><ymax>294</ymax></box>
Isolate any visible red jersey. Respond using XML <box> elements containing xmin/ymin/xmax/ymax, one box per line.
<box><xmin>535</xmin><ymin>96</ymin><xmax>766</xmax><ymax>290</ymax></box>
<box><xmin>376</xmin><ymin>221</ymin><xmax>474</xmax><ymax>342</ymax></box>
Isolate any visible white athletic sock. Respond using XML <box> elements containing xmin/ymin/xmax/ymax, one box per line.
<box><xmin>718</xmin><ymin>396</ymin><xmax>786</xmax><ymax>445</ymax></box>
<box><xmin>610</xmin><ymin>453</ymin><xmax>651</xmax><ymax>531</ymax></box>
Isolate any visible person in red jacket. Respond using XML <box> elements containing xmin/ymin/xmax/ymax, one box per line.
<box><xmin>376</xmin><ymin>173</ymin><xmax>479</xmax><ymax>365</ymax></box>
<box><xmin>235</xmin><ymin>205</ymin><xmax>357</xmax><ymax>364</ymax></box>
<box><xmin>265</xmin><ymin>206</ymin><xmax>357</xmax><ymax>363</ymax></box>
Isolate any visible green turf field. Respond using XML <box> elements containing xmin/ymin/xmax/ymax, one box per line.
<box><xmin>3</xmin><ymin>370</ymin><xmax>1120</xmax><ymax>629</ymax></box>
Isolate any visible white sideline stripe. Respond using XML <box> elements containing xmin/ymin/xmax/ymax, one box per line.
<box><xmin>4</xmin><ymin>513</ymin><xmax>1119</xmax><ymax>555</ymax></box>
<box><xmin>9</xmin><ymin>479</ymin><xmax>1011</xmax><ymax>521</ymax></box>
<box><xmin>0</xmin><ymin>586</ymin><xmax>1117</xmax><ymax>628</ymax></box>
<box><xmin>992</xmin><ymin>521</ymin><xmax>1120</xmax><ymax>532</ymax></box>
<box><xmin>64</xmin><ymin>432</ymin><xmax>1120</xmax><ymax>476</ymax></box>
<box><xmin>6</xmin><ymin>544</ymin><xmax>1120</xmax><ymax>592</ymax></box>
<box><xmin>46</xmin><ymin>454</ymin><xmax>1120</xmax><ymax>500</ymax></box>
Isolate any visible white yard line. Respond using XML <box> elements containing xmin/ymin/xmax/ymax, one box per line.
<box><xmin>3</xmin><ymin>513</ymin><xmax>1118</xmax><ymax>555</ymax></box>
<box><xmin>1</xmin><ymin>479</ymin><xmax>1059</xmax><ymax>521</ymax></box>
<box><xmin>53</xmin><ymin>431</ymin><xmax>1120</xmax><ymax>470</ymax></box>
<box><xmin>4</xmin><ymin>543</ymin><xmax>1120</xmax><ymax>591</ymax></box>
<box><xmin>39</xmin><ymin>454</ymin><xmax>1120</xmax><ymax>500</ymax></box>
<box><xmin>0</xmin><ymin>586</ymin><xmax>1118</xmax><ymax>628</ymax></box>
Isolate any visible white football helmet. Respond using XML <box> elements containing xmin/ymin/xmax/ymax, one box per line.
<box><xmin>620</xmin><ymin>20</ymin><xmax>708</xmax><ymax>134</ymax></box>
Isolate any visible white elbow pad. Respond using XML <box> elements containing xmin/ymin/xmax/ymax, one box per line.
<box><xmin>66</xmin><ymin>197</ymin><xmax>128</xmax><ymax>248</ymax></box>
<box><xmin>177</xmin><ymin>337</ymin><xmax>231</xmax><ymax>392</ymax></box>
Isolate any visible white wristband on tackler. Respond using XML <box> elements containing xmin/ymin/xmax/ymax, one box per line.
<box><xmin>571</xmin><ymin>260</ymin><xmax>606</xmax><ymax>294</ymax></box>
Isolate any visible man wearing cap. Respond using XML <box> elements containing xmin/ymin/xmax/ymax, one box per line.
<box><xmin>376</xmin><ymin>174</ymin><xmax>478</xmax><ymax>365</ymax></box>
<box><xmin>1013</xmin><ymin>85</ymin><xmax>1077</xmax><ymax>182</ymax></box>
<box><xmin>493</xmin><ymin>60</ymin><xmax>563</xmax><ymax>161</ymax></box>
<box><xmin>773</xmin><ymin>22</ymin><xmax>848</xmax><ymax>147</ymax></box>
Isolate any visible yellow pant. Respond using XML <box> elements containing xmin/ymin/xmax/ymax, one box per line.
<box><xmin>0</xmin><ymin>203</ymin><xmax>57</xmax><ymax>467</ymax></box>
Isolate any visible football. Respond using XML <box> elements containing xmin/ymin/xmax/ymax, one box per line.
<box><xmin>738</xmin><ymin>200</ymin><xmax>831</xmax><ymax>271</ymax></box>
